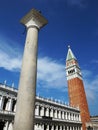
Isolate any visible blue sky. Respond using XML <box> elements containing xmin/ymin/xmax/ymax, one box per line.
<box><xmin>0</xmin><ymin>0</ymin><xmax>98</xmax><ymax>116</ymax></box>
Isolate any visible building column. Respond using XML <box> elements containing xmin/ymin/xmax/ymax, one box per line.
<box><xmin>54</xmin><ymin>110</ymin><xmax>57</xmax><ymax>118</ymax></box>
<box><xmin>79</xmin><ymin>115</ymin><xmax>81</xmax><ymax>121</ymax></box>
<box><xmin>13</xmin><ymin>9</ymin><xmax>47</xmax><ymax>130</ymax></box>
<box><xmin>41</xmin><ymin>106</ymin><xmax>44</xmax><ymax>116</ymax></box>
<box><xmin>71</xmin><ymin>113</ymin><xmax>73</xmax><ymax>120</ymax></box>
<box><xmin>58</xmin><ymin>110</ymin><xmax>61</xmax><ymax>119</ymax></box>
<box><xmin>76</xmin><ymin>126</ymin><xmax>78</xmax><ymax>130</ymax></box>
<box><xmin>76</xmin><ymin>115</ymin><xmax>78</xmax><ymax>121</ymax></box>
<box><xmin>67</xmin><ymin>126</ymin><xmax>69</xmax><ymax>130</ymax></box>
<box><xmin>74</xmin><ymin>115</ymin><xmax>76</xmax><ymax>121</ymax></box>
<box><xmin>64</xmin><ymin>126</ymin><xmax>67</xmax><ymax>130</ymax></box>
<box><xmin>5</xmin><ymin>98</ymin><xmax>13</xmax><ymax>111</ymax></box>
<box><xmin>42</xmin><ymin>124</ymin><xmax>44</xmax><ymax>130</ymax></box>
<box><xmin>69</xmin><ymin>113</ymin><xmax>70</xmax><ymax>120</ymax></box>
<box><xmin>78</xmin><ymin>126</ymin><xmax>80</xmax><ymax>130</ymax></box>
<box><xmin>46</xmin><ymin>108</ymin><xmax>49</xmax><ymax>116</ymax></box>
<box><xmin>66</xmin><ymin>112</ymin><xmax>67</xmax><ymax>120</ymax></box>
<box><xmin>63</xmin><ymin>126</ymin><xmax>65</xmax><ymax>130</ymax></box>
<box><xmin>50</xmin><ymin>108</ymin><xmax>53</xmax><ymax>117</ymax></box>
<box><xmin>0</xmin><ymin>96</ymin><xmax>4</xmax><ymax>110</ymax></box>
<box><xmin>56</xmin><ymin>125</ymin><xmax>58</xmax><ymax>130</ymax></box>
<box><xmin>35</xmin><ymin>105</ymin><xmax>39</xmax><ymax>116</ymax></box>
<box><xmin>62</xmin><ymin>111</ymin><xmax>64</xmax><ymax>119</ymax></box>
<box><xmin>8</xmin><ymin>122</ymin><xmax>13</xmax><ymax>130</ymax></box>
<box><xmin>46</xmin><ymin>125</ymin><xmax>49</xmax><ymax>130</ymax></box>
<box><xmin>73</xmin><ymin>114</ymin><xmax>75</xmax><ymax>121</ymax></box>
<box><xmin>60</xmin><ymin>126</ymin><xmax>62</xmax><ymax>130</ymax></box>
<box><xmin>71</xmin><ymin>126</ymin><xmax>73</xmax><ymax>130</ymax></box>
<box><xmin>3</xmin><ymin>121</ymin><xmax>9</xmax><ymax>130</ymax></box>
<box><xmin>51</xmin><ymin>125</ymin><xmax>54</xmax><ymax>130</ymax></box>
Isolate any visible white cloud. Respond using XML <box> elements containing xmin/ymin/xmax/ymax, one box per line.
<box><xmin>0</xmin><ymin>50</ymin><xmax>67</xmax><ymax>90</ymax></box>
<box><xmin>0</xmin><ymin>36</ymin><xmax>22</xmax><ymax>72</ymax></box>
<box><xmin>37</xmin><ymin>57</ymin><xmax>67</xmax><ymax>90</ymax></box>
<box><xmin>0</xmin><ymin>50</ymin><xmax>21</xmax><ymax>71</ymax></box>
<box><xmin>82</xmin><ymin>69</ymin><xmax>92</xmax><ymax>78</ymax></box>
<box><xmin>0</xmin><ymin>36</ymin><xmax>67</xmax><ymax>90</ymax></box>
<box><xmin>82</xmin><ymin>70</ymin><xmax>98</xmax><ymax>103</ymax></box>
<box><xmin>84</xmin><ymin>79</ymin><xmax>95</xmax><ymax>101</ymax></box>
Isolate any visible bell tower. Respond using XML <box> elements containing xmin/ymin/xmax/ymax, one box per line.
<box><xmin>66</xmin><ymin>46</ymin><xmax>90</xmax><ymax>130</ymax></box>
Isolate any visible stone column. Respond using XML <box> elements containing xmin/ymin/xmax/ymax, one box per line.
<box><xmin>74</xmin><ymin>114</ymin><xmax>76</xmax><ymax>121</ymax></box>
<box><xmin>71</xmin><ymin>113</ymin><xmax>72</xmax><ymax>120</ymax></box>
<box><xmin>46</xmin><ymin>108</ymin><xmax>49</xmax><ymax>116</ymax></box>
<box><xmin>63</xmin><ymin>126</ymin><xmax>65</xmax><ymax>130</ymax></box>
<box><xmin>47</xmin><ymin>125</ymin><xmax>49</xmax><ymax>130</ymax></box>
<box><xmin>66</xmin><ymin>112</ymin><xmax>67</xmax><ymax>120</ymax></box>
<box><xmin>35</xmin><ymin>105</ymin><xmax>39</xmax><ymax>116</ymax></box>
<box><xmin>13</xmin><ymin>9</ymin><xmax>47</xmax><ymax>130</ymax></box>
<box><xmin>8</xmin><ymin>122</ymin><xmax>13</xmax><ymax>130</ymax></box>
<box><xmin>5</xmin><ymin>98</ymin><xmax>12</xmax><ymax>111</ymax></box>
<box><xmin>67</xmin><ymin>126</ymin><xmax>69</xmax><ymax>130</ymax></box>
<box><xmin>51</xmin><ymin>125</ymin><xmax>54</xmax><ymax>130</ymax></box>
<box><xmin>60</xmin><ymin>126</ymin><xmax>62</xmax><ymax>130</ymax></box>
<box><xmin>79</xmin><ymin>114</ymin><xmax>81</xmax><ymax>121</ymax></box>
<box><xmin>75</xmin><ymin>115</ymin><xmax>77</xmax><ymax>121</ymax></box>
<box><xmin>50</xmin><ymin>108</ymin><xmax>53</xmax><ymax>117</ymax></box>
<box><xmin>68</xmin><ymin>113</ymin><xmax>70</xmax><ymax>120</ymax></box>
<box><xmin>3</xmin><ymin>121</ymin><xmax>9</xmax><ymax>130</ymax></box>
<box><xmin>42</xmin><ymin>124</ymin><xmax>44</xmax><ymax>130</ymax></box>
<box><xmin>41</xmin><ymin>106</ymin><xmax>44</xmax><ymax>116</ymax></box>
<box><xmin>56</xmin><ymin>125</ymin><xmax>58</xmax><ymax>130</ymax></box>
<box><xmin>0</xmin><ymin>96</ymin><xmax>3</xmax><ymax>110</ymax></box>
<box><xmin>58</xmin><ymin>110</ymin><xmax>61</xmax><ymax>119</ymax></box>
<box><xmin>62</xmin><ymin>111</ymin><xmax>64</xmax><ymax>119</ymax></box>
<box><xmin>54</xmin><ymin>109</ymin><xmax>57</xmax><ymax>118</ymax></box>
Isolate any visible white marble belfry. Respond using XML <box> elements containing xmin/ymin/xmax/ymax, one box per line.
<box><xmin>13</xmin><ymin>9</ymin><xmax>47</xmax><ymax>130</ymax></box>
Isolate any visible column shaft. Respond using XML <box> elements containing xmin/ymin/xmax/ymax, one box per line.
<box><xmin>41</xmin><ymin>106</ymin><xmax>44</xmax><ymax>116</ymax></box>
<box><xmin>35</xmin><ymin>105</ymin><xmax>39</xmax><ymax>116</ymax></box>
<box><xmin>51</xmin><ymin>125</ymin><xmax>54</xmax><ymax>130</ymax></box>
<box><xmin>14</xmin><ymin>26</ymin><xmax>38</xmax><ymax>130</ymax></box>
<box><xmin>3</xmin><ymin>121</ymin><xmax>9</xmax><ymax>130</ymax></box>
<box><xmin>50</xmin><ymin>109</ymin><xmax>53</xmax><ymax>117</ymax></box>
<box><xmin>0</xmin><ymin>96</ymin><xmax>3</xmax><ymax>110</ymax></box>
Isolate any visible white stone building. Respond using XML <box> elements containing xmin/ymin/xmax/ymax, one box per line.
<box><xmin>0</xmin><ymin>83</ymin><xmax>82</xmax><ymax>130</ymax></box>
<box><xmin>86</xmin><ymin>116</ymin><xmax>98</xmax><ymax>130</ymax></box>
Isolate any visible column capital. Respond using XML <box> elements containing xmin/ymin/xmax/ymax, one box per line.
<box><xmin>20</xmin><ymin>9</ymin><xmax>48</xmax><ymax>29</ymax></box>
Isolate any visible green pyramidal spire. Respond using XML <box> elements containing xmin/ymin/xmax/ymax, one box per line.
<box><xmin>66</xmin><ymin>45</ymin><xmax>77</xmax><ymax>61</ymax></box>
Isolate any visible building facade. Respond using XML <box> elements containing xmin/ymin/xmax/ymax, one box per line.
<box><xmin>66</xmin><ymin>46</ymin><xmax>91</xmax><ymax>130</ymax></box>
<box><xmin>0</xmin><ymin>83</ymin><xmax>82</xmax><ymax>130</ymax></box>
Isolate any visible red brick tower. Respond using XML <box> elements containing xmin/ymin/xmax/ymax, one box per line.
<box><xmin>66</xmin><ymin>46</ymin><xmax>90</xmax><ymax>130</ymax></box>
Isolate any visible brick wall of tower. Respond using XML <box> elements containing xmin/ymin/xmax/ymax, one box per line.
<box><xmin>68</xmin><ymin>77</ymin><xmax>90</xmax><ymax>130</ymax></box>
